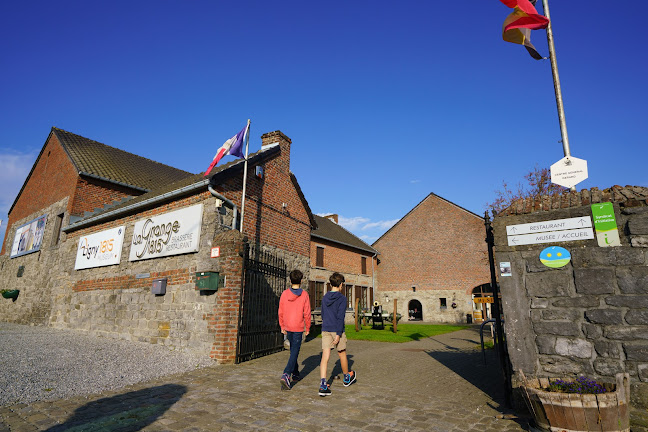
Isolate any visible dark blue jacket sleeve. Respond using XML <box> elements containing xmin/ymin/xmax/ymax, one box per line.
<box><xmin>336</xmin><ymin>296</ymin><xmax>347</xmax><ymax>335</ymax></box>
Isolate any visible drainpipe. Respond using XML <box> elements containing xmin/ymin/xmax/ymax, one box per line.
<box><xmin>208</xmin><ymin>185</ymin><xmax>238</xmax><ymax>230</ymax></box>
<box><xmin>371</xmin><ymin>251</ymin><xmax>377</xmax><ymax>303</ymax></box>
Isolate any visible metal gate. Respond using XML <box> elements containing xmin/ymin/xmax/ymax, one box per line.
<box><xmin>236</xmin><ymin>244</ymin><xmax>287</xmax><ymax>363</ymax></box>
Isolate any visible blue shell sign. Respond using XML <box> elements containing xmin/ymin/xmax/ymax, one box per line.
<box><xmin>540</xmin><ymin>246</ymin><xmax>571</xmax><ymax>268</ymax></box>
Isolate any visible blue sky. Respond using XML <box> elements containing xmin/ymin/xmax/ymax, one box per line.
<box><xmin>1</xmin><ymin>1</ymin><xmax>646</xmax><ymax>249</ymax></box>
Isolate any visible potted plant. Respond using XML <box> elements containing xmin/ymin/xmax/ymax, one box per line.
<box><xmin>1</xmin><ymin>289</ymin><xmax>20</xmax><ymax>301</ymax></box>
<box><xmin>520</xmin><ymin>372</ymin><xmax>630</xmax><ymax>432</ymax></box>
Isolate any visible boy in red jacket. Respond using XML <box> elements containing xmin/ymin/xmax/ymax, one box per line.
<box><xmin>278</xmin><ymin>269</ymin><xmax>311</xmax><ymax>390</ymax></box>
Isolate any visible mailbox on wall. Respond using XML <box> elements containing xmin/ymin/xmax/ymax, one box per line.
<box><xmin>152</xmin><ymin>278</ymin><xmax>167</xmax><ymax>295</ymax></box>
<box><xmin>195</xmin><ymin>271</ymin><xmax>220</xmax><ymax>291</ymax></box>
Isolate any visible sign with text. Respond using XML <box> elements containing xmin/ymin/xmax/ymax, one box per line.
<box><xmin>75</xmin><ymin>226</ymin><xmax>126</xmax><ymax>270</ymax></box>
<box><xmin>506</xmin><ymin>217</ymin><xmax>592</xmax><ymax>236</ymax></box>
<box><xmin>474</xmin><ymin>297</ymin><xmax>494</xmax><ymax>304</ymax></box>
<box><xmin>129</xmin><ymin>204</ymin><xmax>203</xmax><ymax>262</ymax></box>
<box><xmin>210</xmin><ymin>247</ymin><xmax>220</xmax><ymax>258</ymax></box>
<box><xmin>11</xmin><ymin>214</ymin><xmax>47</xmax><ymax>258</ymax></box>
<box><xmin>551</xmin><ymin>156</ymin><xmax>588</xmax><ymax>188</ymax></box>
<box><xmin>591</xmin><ymin>202</ymin><xmax>621</xmax><ymax>247</ymax></box>
<box><xmin>506</xmin><ymin>216</ymin><xmax>594</xmax><ymax>246</ymax></box>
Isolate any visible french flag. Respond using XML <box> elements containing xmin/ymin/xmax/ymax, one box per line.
<box><xmin>204</xmin><ymin>123</ymin><xmax>249</xmax><ymax>176</ymax></box>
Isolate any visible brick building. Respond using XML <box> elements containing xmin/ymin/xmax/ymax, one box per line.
<box><xmin>0</xmin><ymin>127</ymin><xmax>314</xmax><ymax>363</ymax></box>
<box><xmin>372</xmin><ymin>193</ymin><xmax>490</xmax><ymax>323</ymax></box>
<box><xmin>309</xmin><ymin>214</ymin><xmax>378</xmax><ymax>322</ymax></box>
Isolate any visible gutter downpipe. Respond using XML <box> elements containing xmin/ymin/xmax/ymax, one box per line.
<box><xmin>371</xmin><ymin>251</ymin><xmax>378</xmax><ymax>304</ymax></box>
<box><xmin>208</xmin><ymin>184</ymin><xmax>238</xmax><ymax>230</ymax></box>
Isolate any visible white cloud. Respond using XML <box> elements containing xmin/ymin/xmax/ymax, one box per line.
<box><xmin>337</xmin><ymin>215</ymin><xmax>370</xmax><ymax>231</ymax></box>
<box><xmin>316</xmin><ymin>212</ymin><xmax>399</xmax><ymax>242</ymax></box>
<box><xmin>361</xmin><ymin>219</ymin><xmax>399</xmax><ymax>231</ymax></box>
<box><xmin>410</xmin><ymin>179</ymin><xmax>421</xmax><ymax>184</ymax></box>
<box><xmin>0</xmin><ymin>149</ymin><xmax>37</xmax><ymax>214</ymax></box>
<box><xmin>359</xmin><ymin>234</ymin><xmax>378</xmax><ymax>243</ymax></box>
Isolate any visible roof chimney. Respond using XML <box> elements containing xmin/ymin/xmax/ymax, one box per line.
<box><xmin>324</xmin><ymin>214</ymin><xmax>338</xmax><ymax>224</ymax></box>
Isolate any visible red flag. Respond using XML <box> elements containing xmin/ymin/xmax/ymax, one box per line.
<box><xmin>500</xmin><ymin>0</ymin><xmax>549</xmax><ymax>60</ymax></box>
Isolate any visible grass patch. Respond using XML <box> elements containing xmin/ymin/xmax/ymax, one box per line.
<box><xmin>342</xmin><ymin>323</ymin><xmax>470</xmax><ymax>343</ymax></box>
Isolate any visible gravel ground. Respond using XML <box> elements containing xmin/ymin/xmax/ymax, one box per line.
<box><xmin>0</xmin><ymin>322</ymin><xmax>215</xmax><ymax>406</ymax></box>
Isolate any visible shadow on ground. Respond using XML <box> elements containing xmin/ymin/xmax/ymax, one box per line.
<box><xmin>44</xmin><ymin>384</ymin><xmax>186</xmax><ymax>432</ymax></box>
<box><xmin>295</xmin><ymin>352</ymin><xmax>355</xmax><ymax>387</ymax></box>
<box><xmin>425</xmin><ymin>335</ymin><xmax>531</xmax><ymax>430</ymax></box>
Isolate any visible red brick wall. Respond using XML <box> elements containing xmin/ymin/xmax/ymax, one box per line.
<box><xmin>205</xmin><ymin>230</ymin><xmax>246</xmax><ymax>363</ymax></box>
<box><xmin>374</xmin><ymin>194</ymin><xmax>490</xmax><ymax>294</ymax></box>
<box><xmin>215</xmin><ymin>131</ymin><xmax>311</xmax><ymax>257</ymax></box>
<box><xmin>1</xmin><ymin>133</ymin><xmax>78</xmax><ymax>255</ymax></box>
<box><xmin>71</xmin><ymin>177</ymin><xmax>139</xmax><ymax>217</ymax></box>
<box><xmin>73</xmin><ymin>268</ymin><xmax>194</xmax><ymax>292</ymax></box>
<box><xmin>310</xmin><ymin>239</ymin><xmax>374</xmax><ymax>275</ymax></box>
<box><xmin>2</xmin><ymin>132</ymin><xmax>143</xmax><ymax>255</ymax></box>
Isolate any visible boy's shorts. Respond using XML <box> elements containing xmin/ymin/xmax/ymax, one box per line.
<box><xmin>321</xmin><ymin>331</ymin><xmax>347</xmax><ymax>352</ymax></box>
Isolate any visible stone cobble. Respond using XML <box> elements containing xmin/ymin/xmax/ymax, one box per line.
<box><xmin>0</xmin><ymin>328</ymin><xmax>530</xmax><ymax>431</ymax></box>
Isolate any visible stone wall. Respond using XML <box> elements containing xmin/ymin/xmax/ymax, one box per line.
<box><xmin>375</xmin><ymin>289</ymin><xmax>474</xmax><ymax>324</ymax></box>
<box><xmin>492</xmin><ymin>186</ymin><xmax>648</xmax><ymax>410</ymax></box>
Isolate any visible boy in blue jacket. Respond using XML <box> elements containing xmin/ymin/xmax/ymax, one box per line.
<box><xmin>318</xmin><ymin>272</ymin><xmax>356</xmax><ymax>396</ymax></box>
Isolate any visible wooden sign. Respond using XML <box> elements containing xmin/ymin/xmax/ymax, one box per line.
<box><xmin>474</xmin><ymin>297</ymin><xmax>494</xmax><ymax>304</ymax></box>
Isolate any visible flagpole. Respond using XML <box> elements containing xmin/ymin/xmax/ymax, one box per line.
<box><xmin>542</xmin><ymin>0</ymin><xmax>571</xmax><ymax>159</ymax></box>
<box><xmin>239</xmin><ymin>119</ymin><xmax>251</xmax><ymax>233</ymax></box>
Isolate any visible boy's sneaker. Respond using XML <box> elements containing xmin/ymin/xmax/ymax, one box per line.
<box><xmin>343</xmin><ymin>370</ymin><xmax>356</xmax><ymax>387</ymax></box>
<box><xmin>280</xmin><ymin>373</ymin><xmax>292</xmax><ymax>391</ymax></box>
<box><xmin>318</xmin><ymin>382</ymin><xmax>331</xmax><ymax>397</ymax></box>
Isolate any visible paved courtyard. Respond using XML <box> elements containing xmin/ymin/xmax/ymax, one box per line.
<box><xmin>0</xmin><ymin>327</ymin><xmax>530</xmax><ymax>431</ymax></box>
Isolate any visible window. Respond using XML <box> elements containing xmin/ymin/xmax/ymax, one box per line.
<box><xmin>314</xmin><ymin>281</ymin><xmax>325</xmax><ymax>308</ymax></box>
<box><xmin>52</xmin><ymin>213</ymin><xmax>64</xmax><ymax>246</ymax></box>
<box><xmin>361</xmin><ymin>257</ymin><xmax>367</xmax><ymax>275</ymax></box>
<box><xmin>343</xmin><ymin>284</ymin><xmax>353</xmax><ymax>308</ymax></box>
<box><xmin>316</xmin><ymin>246</ymin><xmax>324</xmax><ymax>267</ymax></box>
<box><xmin>440</xmin><ymin>298</ymin><xmax>447</xmax><ymax>310</ymax></box>
<box><xmin>358</xmin><ymin>286</ymin><xmax>369</xmax><ymax>311</ymax></box>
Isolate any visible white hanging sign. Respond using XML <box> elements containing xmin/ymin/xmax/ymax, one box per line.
<box><xmin>551</xmin><ymin>156</ymin><xmax>588</xmax><ymax>188</ymax></box>
<box><xmin>75</xmin><ymin>226</ymin><xmax>126</xmax><ymax>270</ymax></box>
<box><xmin>129</xmin><ymin>204</ymin><xmax>203</xmax><ymax>261</ymax></box>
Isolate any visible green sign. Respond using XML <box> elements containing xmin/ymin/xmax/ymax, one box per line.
<box><xmin>591</xmin><ymin>202</ymin><xmax>621</xmax><ymax>247</ymax></box>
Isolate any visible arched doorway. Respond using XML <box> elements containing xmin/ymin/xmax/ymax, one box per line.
<box><xmin>408</xmin><ymin>299</ymin><xmax>422</xmax><ymax>321</ymax></box>
<box><xmin>471</xmin><ymin>283</ymin><xmax>493</xmax><ymax>322</ymax></box>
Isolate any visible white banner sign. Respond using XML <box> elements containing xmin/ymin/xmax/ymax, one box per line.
<box><xmin>507</xmin><ymin>228</ymin><xmax>594</xmax><ymax>246</ymax></box>
<box><xmin>75</xmin><ymin>226</ymin><xmax>126</xmax><ymax>270</ymax></box>
<box><xmin>506</xmin><ymin>217</ymin><xmax>592</xmax><ymax>236</ymax></box>
<box><xmin>129</xmin><ymin>204</ymin><xmax>203</xmax><ymax>261</ymax></box>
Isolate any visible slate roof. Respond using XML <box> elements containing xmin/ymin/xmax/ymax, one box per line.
<box><xmin>65</xmin><ymin>143</ymin><xmax>284</xmax><ymax>231</ymax></box>
<box><xmin>496</xmin><ymin>185</ymin><xmax>648</xmax><ymax>216</ymax></box>
<box><xmin>54</xmin><ymin>127</ymin><xmax>193</xmax><ymax>191</ymax></box>
<box><xmin>312</xmin><ymin>215</ymin><xmax>377</xmax><ymax>255</ymax></box>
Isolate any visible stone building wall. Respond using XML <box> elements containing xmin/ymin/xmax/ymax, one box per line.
<box><xmin>492</xmin><ymin>186</ymin><xmax>648</xmax><ymax>410</ymax></box>
<box><xmin>0</xmin><ymin>129</ymin><xmax>313</xmax><ymax>363</ymax></box>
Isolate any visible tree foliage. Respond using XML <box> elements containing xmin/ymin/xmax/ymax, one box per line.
<box><xmin>487</xmin><ymin>165</ymin><xmax>568</xmax><ymax>215</ymax></box>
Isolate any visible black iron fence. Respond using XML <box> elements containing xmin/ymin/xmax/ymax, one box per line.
<box><xmin>236</xmin><ymin>244</ymin><xmax>287</xmax><ymax>363</ymax></box>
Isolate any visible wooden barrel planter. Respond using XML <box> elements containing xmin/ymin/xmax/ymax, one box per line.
<box><xmin>521</xmin><ymin>373</ymin><xmax>630</xmax><ymax>432</ymax></box>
